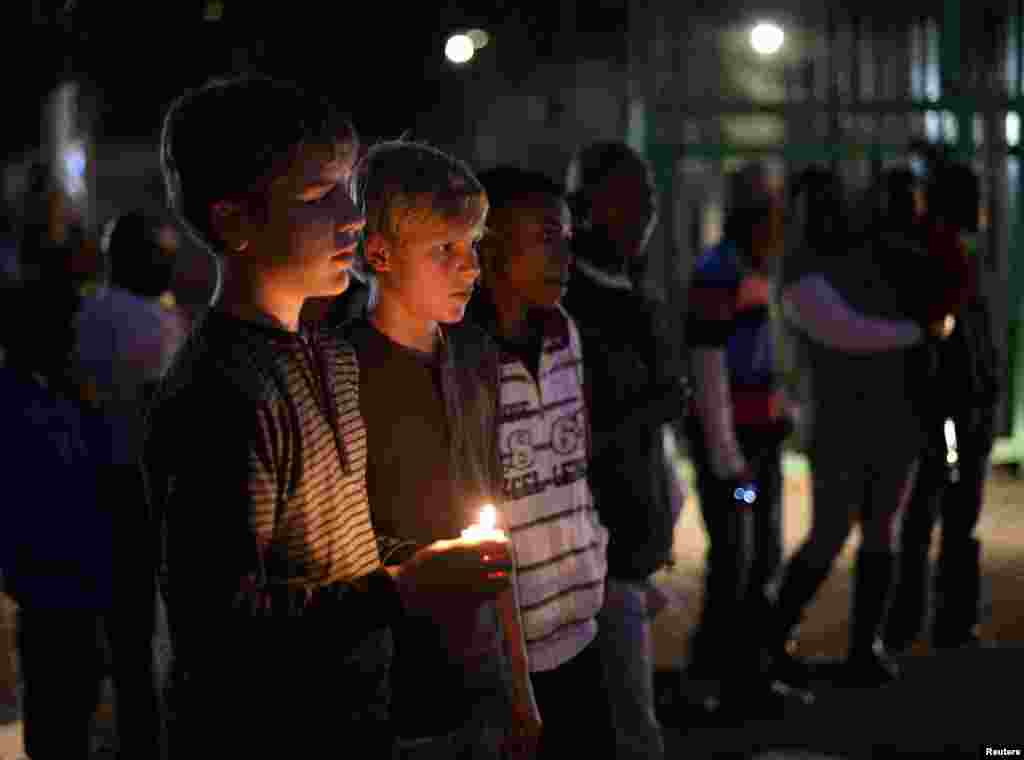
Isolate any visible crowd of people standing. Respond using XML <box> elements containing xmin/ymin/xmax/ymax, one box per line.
<box><xmin>0</xmin><ymin>72</ymin><xmax>1002</xmax><ymax>760</ymax></box>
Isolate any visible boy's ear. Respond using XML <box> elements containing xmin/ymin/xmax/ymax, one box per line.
<box><xmin>209</xmin><ymin>200</ymin><xmax>250</xmax><ymax>254</ymax></box>
<box><xmin>364</xmin><ymin>232</ymin><xmax>392</xmax><ymax>272</ymax></box>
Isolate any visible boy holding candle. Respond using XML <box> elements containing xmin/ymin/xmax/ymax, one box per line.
<box><xmin>342</xmin><ymin>140</ymin><xmax>540</xmax><ymax>759</ymax></box>
<box><xmin>145</xmin><ymin>77</ymin><xmax>512</xmax><ymax>759</ymax></box>
<box><xmin>469</xmin><ymin>166</ymin><xmax>614</xmax><ymax>759</ymax></box>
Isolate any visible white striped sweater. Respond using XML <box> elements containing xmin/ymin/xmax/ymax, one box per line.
<box><xmin>498</xmin><ymin>305</ymin><xmax>608</xmax><ymax>672</ymax></box>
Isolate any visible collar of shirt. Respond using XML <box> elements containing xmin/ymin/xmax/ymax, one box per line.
<box><xmin>575</xmin><ymin>258</ymin><xmax>633</xmax><ymax>292</ymax></box>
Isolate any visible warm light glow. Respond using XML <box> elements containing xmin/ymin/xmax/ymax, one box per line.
<box><xmin>461</xmin><ymin>504</ymin><xmax>506</xmax><ymax>543</ymax></box>
<box><xmin>750</xmin><ymin>22</ymin><xmax>784</xmax><ymax>56</ymax></box>
<box><xmin>445</xmin><ymin>34</ymin><xmax>475</xmax><ymax>64</ymax></box>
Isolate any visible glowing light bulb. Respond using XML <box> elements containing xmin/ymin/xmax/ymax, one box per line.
<box><xmin>445</xmin><ymin>34</ymin><xmax>475</xmax><ymax>64</ymax></box>
<box><xmin>751</xmin><ymin>22</ymin><xmax>784</xmax><ymax>56</ymax></box>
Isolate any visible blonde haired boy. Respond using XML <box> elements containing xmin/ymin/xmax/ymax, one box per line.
<box><xmin>341</xmin><ymin>141</ymin><xmax>540</xmax><ymax>759</ymax></box>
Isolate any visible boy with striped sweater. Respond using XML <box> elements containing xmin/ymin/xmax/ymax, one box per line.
<box><xmin>472</xmin><ymin>167</ymin><xmax>612</xmax><ymax>759</ymax></box>
<box><xmin>145</xmin><ymin>77</ymin><xmax>511</xmax><ymax>759</ymax></box>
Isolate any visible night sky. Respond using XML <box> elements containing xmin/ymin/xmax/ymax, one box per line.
<box><xmin>3</xmin><ymin>1</ymin><xmax>628</xmax><ymax>155</ymax></box>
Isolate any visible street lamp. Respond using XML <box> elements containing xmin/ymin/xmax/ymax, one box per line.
<box><xmin>445</xmin><ymin>33</ymin><xmax>475</xmax><ymax>64</ymax></box>
<box><xmin>751</xmin><ymin>22</ymin><xmax>784</xmax><ymax>56</ymax></box>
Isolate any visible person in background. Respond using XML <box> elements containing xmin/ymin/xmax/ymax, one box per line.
<box><xmin>470</xmin><ymin>166</ymin><xmax>613</xmax><ymax>759</ymax></box>
<box><xmin>73</xmin><ymin>209</ymin><xmax>191</xmax><ymax>758</ymax></box>
<box><xmin>683</xmin><ymin>162</ymin><xmax>803</xmax><ymax>719</ymax></box>
<box><xmin>0</xmin><ymin>159</ymin><xmax>117</xmax><ymax>760</ymax></box>
<box><xmin>885</xmin><ymin>161</ymin><xmax>1001</xmax><ymax>653</ymax></box>
<box><xmin>562</xmin><ymin>141</ymin><xmax>687</xmax><ymax>760</ymax></box>
<box><xmin>78</xmin><ymin>210</ymin><xmax>189</xmax><ymax>410</ymax></box>
<box><xmin>764</xmin><ymin>165</ymin><xmax>952</xmax><ymax>690</ymax></box>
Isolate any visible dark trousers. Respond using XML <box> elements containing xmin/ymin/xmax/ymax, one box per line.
<box><xmin>891</xmin><ymin>407</ymin><xmax>995</xmax><ymax>644</ymax></box>
<box><xmin>531</xmin><ymin>637</ymin><xmax>614</xmax><ymax>760</ymax></box>
<box><xmin>106</xmin><ymin>572</ymin><xmax>164</xmax><ymax>759</ymax></box>
<box><xmin>686</xmin><ymin>419</ymin><xmax>784</xmax><ymax>674</ymax></box>
<box><xmin>17</xmin><ymin>588</ymin><xmax>164</xmax><ymax>760</ymax></box>
<box><xmin>17</xmin><ymin>608</ymin><xmax>105</xmax><ymax>760</ymax></box>
<box><xmin>901</xmin><ymin>407</ymin><xmax>993</xmax><ymax>557</ymax></box>
<box><xmin>171</xmin><ymin>619</ymin><xmax>394</xmax><ymax>759</ymax></box>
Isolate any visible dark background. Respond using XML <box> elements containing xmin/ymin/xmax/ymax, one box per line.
<box><xmin>2</xmin><ymin>1</ymin><xmax>630</xmax><ymax>156</ymax></box>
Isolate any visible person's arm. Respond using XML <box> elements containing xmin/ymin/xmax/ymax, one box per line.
<box><xmin>692</xmin><ymin>348</ymin><xmax>747</xmax><ymax>479</ymax></box>
<box><xmin>686</xmin><ymin>272</ymin><xmax>747</xmax><ymax>480</ymax></box>
<box><xmin>489</xmin><ymin>342</ymin><xmax>542</xmax><ymax>757</ymax></box>
<box><xmin>151</xmin><ymin>392</ymin><xmax>280</xmax><ymax>625</ymax></box>
<box><xmin>782</xmin><ymin>274</ymin><xmax>923</xmax><ymax>352</ymax></box>
<box><xmin>496</xmin><ymin>575</ymin><xmax>542</xmax><ymax>759</ymax></box>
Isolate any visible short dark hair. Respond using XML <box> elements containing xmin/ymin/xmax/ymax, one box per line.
<box><xmin>101</xmin><ymin>210</ymin><xmax>176</xmax><ymax>299</ymax></box>
<box><xmin>723</xmin><ymin>163</ymin><xmax>776</xmax><ymax>254</ymax></box>
<box><xmin>564</xmin><ymin>141</ymin><xmax>645</xmax><ymax>221</ymax></box>
<box><xmin>789</xmin><ymin>165</ymin><xmax>848</xmax><ymax>251</ymax></box>
<box><xmin>927</xmin><ymin>162</ymin><xmax>980</xmax><ymax>233</ymax></box>
<box><xmin>160</xmin><ymin>75</ymin><xmax>357</xmax><ymax>254</ymax></box>
<box><xmin>476</xmin><ymin>166</ymin><xmax>564</xmax><ymax>212</ymax></box>
<box><xmin>877</xmin><ymin>167</ymin><xmax>921</xmax><ymax>234</ymax></box>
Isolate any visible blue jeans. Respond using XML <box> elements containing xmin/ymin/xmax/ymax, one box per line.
<box><xmin>597</xmin><ymin>577</ymin><xmax>665</xmax><ymax>760</ymax></box>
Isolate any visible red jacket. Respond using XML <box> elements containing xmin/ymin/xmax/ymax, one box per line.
<box><xmin>923</xmin><ymin>222</ymin><xmax>975</xmax><ymax>324</ymax></box>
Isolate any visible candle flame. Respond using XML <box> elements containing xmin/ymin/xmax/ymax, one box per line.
<box><xmin>480</xmin><ymin>504</ymin><xmax>496</xmax><ymax>530</ymax></box>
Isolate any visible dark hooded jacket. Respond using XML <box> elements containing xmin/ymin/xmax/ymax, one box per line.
<box><xmin>561</xmin><ymin>232</ymin><xmax>685</xmax><ymax>581</ymax></box>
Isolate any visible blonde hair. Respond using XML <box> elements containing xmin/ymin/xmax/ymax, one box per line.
<box><xmin>360</xmin><ymin>140</ymin><xmax>488</xmax><ymax>245</ymax></box>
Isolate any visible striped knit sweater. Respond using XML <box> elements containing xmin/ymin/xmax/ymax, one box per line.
<box><xmin>497</xmin><ymin>305</ymin><xmax>608</xmax><ymax>672</ymax></box>
<box><xmin>144</xmin><ymin>310</ymin><xmax>382</xmax><ymax>615</ymax></box>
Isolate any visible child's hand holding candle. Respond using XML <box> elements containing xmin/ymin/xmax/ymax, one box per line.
<box><xmin>388</xmin><ymin>505</ymin><xmax>513</xmax><ymax>610</ymax></box>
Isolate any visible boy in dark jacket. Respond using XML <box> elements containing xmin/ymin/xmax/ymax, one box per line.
<box><xmin>145</xmin><ymin>77</ymin><xmax>511</xmax><ymax>759</ymax></box>
<box><xmin>562</xmin><ymin>141</ymin><xmax>687</xmax><ymax>760</ymax></box>
<box><xmin>885</xmin><ymin>161</ymin><xmax>1001</xmax><ymax>653</ymax></box>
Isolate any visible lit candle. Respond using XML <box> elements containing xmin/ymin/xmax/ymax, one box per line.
<box><xmin>461</xmin><ymin>504</ymin><xmax>508</xmax><ymax>543</ymax></box>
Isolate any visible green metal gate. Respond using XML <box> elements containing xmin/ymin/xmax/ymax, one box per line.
<box><xmin>631</xmin><ymin>0</ymin><xmax>1024</xmax><ymax>469</ymax></box>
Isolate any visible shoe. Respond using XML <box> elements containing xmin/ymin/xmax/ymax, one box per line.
<box><xmin>765</xmin><ymin>645</ymin><xmax>815</xmax><ymax>690</ymax></box>
<box><xmin>932</xmin><ymin>628</ymin><xmax>984</xmax><ymax>650</ymax></box>
<box><xmin>681</xmin><ymin>657</ymin><xmax>721</xmax><ymax>682</ymax></box>
<box><xmin>845</xmin><ymin>549</ymin><xmax>899</xmax><ymax>687</ymax></box>
<box><xmin>714</xmin><ymin>679</ymin><xmax>814</xmax><ymax>722</ymax></box>
<box><xmin>839</xmin><ymin>642</ymin><xmax>900</xmax><ymax>687</ymax></box>
<box><xmin>881</xmin><ymin>624</ymin><xmax>919</xmax><ymax>656</ymax></box>
<box><xmin>932</xmin><ymin>538</ymin><xmax>983</xmax><ymax>650</ymax></box>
